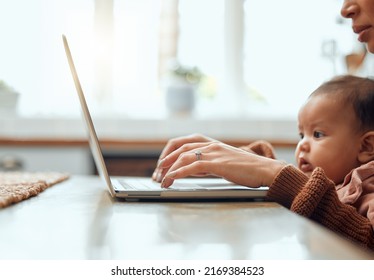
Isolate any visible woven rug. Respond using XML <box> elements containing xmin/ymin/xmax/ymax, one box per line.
<box><xmin>0</xmin><ymin>171</ymin><xmax>69</xmax><ymax>208</ymax></box>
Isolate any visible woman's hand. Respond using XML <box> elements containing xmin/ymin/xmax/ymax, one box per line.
<box><xmin>155</xmin><ymin>139</ymin><xmax>286</xmax><ymax>189</ymax></box>
<box><xmin>152</xmin><ymin>134</ymin><xmax>218</xmax><ymax>182</ymax></box>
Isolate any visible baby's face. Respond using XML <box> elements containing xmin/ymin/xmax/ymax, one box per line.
<box><xmin>295</xmin><ymin>94</ymin><xmax>362</xmax><ymax>184</ymax></box>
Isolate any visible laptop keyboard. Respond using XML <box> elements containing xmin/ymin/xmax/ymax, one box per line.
<box><xmin>117</xmin><ymin>178</ymin><xmax>162</xmax><ymax>190</ymax></box>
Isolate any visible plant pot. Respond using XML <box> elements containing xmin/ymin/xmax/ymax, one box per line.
<box><xmin>165</xmin><ymin>82</ymin><xmax>197</xmax><ymax>117</ymax></box>
<box><xmin>0</xmin><ymin>91</ymin><xmax>19</xmax><ymax>114</ymax></box>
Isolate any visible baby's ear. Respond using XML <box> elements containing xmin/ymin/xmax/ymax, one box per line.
<box><xmin>358</xmin><ymin>131</ymin><xmax>374</xmax><ymax>163</ymax></box>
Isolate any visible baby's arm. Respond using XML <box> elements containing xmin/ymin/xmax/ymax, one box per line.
<box><xmin>240</xmin><ymin>140</ymin><xmax>276</xmax><ymax>159</ymax></box>
<box><xmin>269</xmin><ymin>165</ymin><xmax>374</xmax><ymax>251</ymax></box>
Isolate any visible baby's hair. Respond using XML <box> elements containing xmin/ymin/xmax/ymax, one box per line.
<box><xmin>310</xmin><ymin>75</ymin><xmax>374</xmax><ymax>132</ymax></box>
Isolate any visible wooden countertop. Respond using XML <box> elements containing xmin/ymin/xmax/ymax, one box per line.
<box><xmin>0</xmin><ymin>175</ymin><xmax>372</xmax><ymax>260</ymax></box>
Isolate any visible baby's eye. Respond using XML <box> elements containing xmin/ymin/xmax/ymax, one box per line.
<box><xmin>313</xmin><ymin>131</ymin><xmax>324</xmax><ymax>138</ymax></box>
<box><xmin>299</xmin><ymin>133</ymin><xmax>304</xmax><ymax>139</ymax></box>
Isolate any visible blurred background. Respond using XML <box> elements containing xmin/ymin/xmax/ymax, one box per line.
<box><xmin>0</xmin><ymin>0</ymin><xmax>373</xmax><ymax>175</ymax></box>
<box><xmin>1</xmin><ymin>0</ymin><xmax>372</xmax><ymax>118</ymax></box>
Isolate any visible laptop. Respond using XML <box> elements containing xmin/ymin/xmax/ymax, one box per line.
<box><xmin>62</xmin><ymin>34</ymin><xmax>269</xmax><ymax>200</ymax></box>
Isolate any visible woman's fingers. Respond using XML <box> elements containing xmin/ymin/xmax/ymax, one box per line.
<box><xmin>152</xmin><ymin>134</ymin><xmax>214</xmax><ymax>182</ymax></box>
<box><xmin>153</xmin><ymin>141</ymin><xmax>215</xmax><ymax>182</ymax></box>
<box><xmin>161</xmin><ymin>154</ymin><xmax>210</xmax><ymax>188</ymax></box>
<box><xmin>160</xmin><ymin>143</ymin><xmax>224</xmax><ymax>188</ymax></box>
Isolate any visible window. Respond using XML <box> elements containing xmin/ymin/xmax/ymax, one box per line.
<box><xmin>0</xmin><ymin>0</ymin><xmax>166</xmax><ymax>117</ymax></box>
<box><xmin>177</xmin><ymin>0</ymin><xmax>370</xmax><ymax>119</ymax></box>
<box><xmin>0</xmin><ymin>0</ymin><xmax>369</xmax><ymax>119</ymax></box>
<box><xmin>242</xmin><ymin>0</ymin><xmax>358</xmax><ymax>118</ymax></box>
<box><xmin>0</xmin><ymin>0</ymin><xmax>95</xmax><ymax>116</ymax></box>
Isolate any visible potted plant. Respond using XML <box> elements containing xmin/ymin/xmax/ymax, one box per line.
<box><xmin>0</xmin><ymin>80</ymin><xmax>19</xmax><ymax>114</ymax></box>
<box><xmin>164</xmin><ymin>62</ymin><xmax>204</xmax><ymax>116</ymax></box>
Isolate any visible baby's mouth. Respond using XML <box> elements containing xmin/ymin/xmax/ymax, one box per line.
<box><xmin>299</xmin><ymin>158</ymin><xmax>314</xmax><ymax>173</ymax></box>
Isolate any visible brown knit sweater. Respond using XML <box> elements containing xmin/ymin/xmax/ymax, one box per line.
<box><xmin>243</xmin><ymin>141</ymin><xmax>374</xmax><ymax>251</ymax></box>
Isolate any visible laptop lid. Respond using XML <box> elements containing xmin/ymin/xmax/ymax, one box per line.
<box><xmin>63</xmin><ymin>34</ymin><xmax>116</xmax><ymax>197</ymax></box>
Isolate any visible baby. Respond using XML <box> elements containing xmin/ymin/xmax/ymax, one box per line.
<box><xmin>295</xmin><ymin>75</ymin><xmax>374</xmax><ymax>226</ymax></box>
<box><xmin>226</xmin><ymin>74</ymin><xmax>374</xmax><ymax>229</ymax></box>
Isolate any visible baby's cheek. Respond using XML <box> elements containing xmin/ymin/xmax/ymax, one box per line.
<box><xmin>323</xmin><ymin>168</ymin><xmax>344</xmax><ymax>185</ymax></box>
